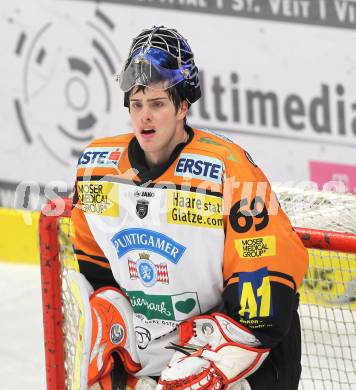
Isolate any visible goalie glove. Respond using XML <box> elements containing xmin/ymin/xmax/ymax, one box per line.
<box><xmin>87</xmin><ymin>286</ymin><xmax>142</xmax><ymax>386</ymax></box>
<box><xmin>157</xmin><ymin>313</ymin><xmax>270</xmax><ymax>390</ymax></box>
<box><xmin>67</xmin><ymin>272</ymin><xmax>141</xmax><ymax>389</ymax></box>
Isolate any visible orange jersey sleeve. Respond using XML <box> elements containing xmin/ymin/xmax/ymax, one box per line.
<box><xmin>222</xmin><ymin>145</ymin><xmax>309</xmax><ymax>348</ymax></box>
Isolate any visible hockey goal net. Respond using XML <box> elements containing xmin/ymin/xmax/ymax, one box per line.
<box><xmin>39</xmin><ymin>189</ymin><xmax>356</xmax><ymax>390</ymax></box>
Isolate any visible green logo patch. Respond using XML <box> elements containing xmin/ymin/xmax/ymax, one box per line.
<box><xmin>124</xmin><ymin>290</ymin><xmax>201</xmax><ymax>322</ymax></box>
<box><xmin>175</xmin><ymin>298</ymin><xmax>196</xmax><ymax>314</ymax></box>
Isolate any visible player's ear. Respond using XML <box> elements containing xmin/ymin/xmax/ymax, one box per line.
<box><xmin>177</xmin><ymin>100</ymin><xmax>189</xmax><ymax>120</ymax></box>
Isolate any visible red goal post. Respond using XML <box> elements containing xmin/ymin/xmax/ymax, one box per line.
<box><xmin>39</xmin><ymin>193</ymin><xmax>356</xmax><ymax>390</ymax></box>
<box><xmin>40</xmin><ymin>198</ymin><xmax>72</xmax><ymax>390</ymax></box>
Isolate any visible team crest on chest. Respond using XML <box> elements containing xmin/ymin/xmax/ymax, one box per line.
<box><xmin>136</xmin><ymin>199</ymin><xmax>149</xmax><ymax>219</ymax></box>
<box><xmin>128</xmin><ymin>253</ymin><xmax>169</xmax><ymax>287</ymax></box>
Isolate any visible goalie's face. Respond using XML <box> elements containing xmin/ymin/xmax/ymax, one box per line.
<box><xmin>129</xmin><ymin>85</ymin><xmax>188</xmax><ymax>166</ymax></box>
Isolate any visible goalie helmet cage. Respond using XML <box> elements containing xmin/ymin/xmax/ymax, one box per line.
<box><xmin>39</xmin><ymin>190</ymin><xmax>356</xmax><ymax>390</ymax></box>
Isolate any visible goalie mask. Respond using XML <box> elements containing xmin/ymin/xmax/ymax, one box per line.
<box><xmin>116</xmin><ymin>26</ymin><xmax>201</xmax><ymax>106</ymax></box>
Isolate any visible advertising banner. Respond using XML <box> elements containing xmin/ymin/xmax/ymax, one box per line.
<box><xmin>0</xmin><ymin>0</ymin><xmax>355</xmax><ymax>208</ymax></box>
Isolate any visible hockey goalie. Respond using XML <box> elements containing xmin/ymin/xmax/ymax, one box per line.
<box><xmin>69</xmin><ymin>26</ymin><xmax>309</xmax><ymax>390</ymax></box>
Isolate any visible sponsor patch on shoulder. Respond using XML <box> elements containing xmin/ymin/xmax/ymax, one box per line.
<box><xmin>78</xmin><ymin>146</ymin><xmax>124</xmax><ymax>168</ymax></box>
<box><xmin>234</xmin><ymin>235</ymin><xmax>276</xmax><ymax>259</ymax></box>
<box><xmin>77</xmin><ymin>181</ymin><xmax>119</xmax><ymax>216</ymax></box>
<box><xmin>175</xmin><ymin>153</ymin><xmax>224</xmax><ymax>183</ymax></box>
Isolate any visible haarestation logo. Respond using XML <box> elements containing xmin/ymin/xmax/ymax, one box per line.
<box><xmin>13</xmin><ymin>9</ymin><xmax>121</xmax><ymax>166</ymax></box>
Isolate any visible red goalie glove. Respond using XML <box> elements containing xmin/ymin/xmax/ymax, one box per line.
<box><xmin>157</xmin><ymin>313</ymin><xmax>270</xmax><ymax>390</ymax></box>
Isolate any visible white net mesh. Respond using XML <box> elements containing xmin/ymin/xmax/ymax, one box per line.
<box><xmin>274</xmin><ymin>186</ymin><xmax>356</xmax><ymax>233</ymax></box>
<box><xmin>298</xmin><ymin>250</ymin><xmax>356</xmax><ymax>390</ymax></box>
<box><xmin>53</xmin><ymin>188</ymin><xmax>356</xmax><ymax>389</ymax></box>
<box><xmin>274</xmin><ymin>187</ymin><xmax>356</xmax><ymax>390</ymax></box>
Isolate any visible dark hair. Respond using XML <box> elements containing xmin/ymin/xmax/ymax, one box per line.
<box><xmin>126</xmin><ymin>85</ymin><xmax>189</xmax><ymax>115</ymax></box>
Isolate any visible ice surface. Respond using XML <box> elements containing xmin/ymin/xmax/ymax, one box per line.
<box><xmin>0</xmin><ymin>262</ymin><xmax>46</xmax><ymax>390</ymax></box>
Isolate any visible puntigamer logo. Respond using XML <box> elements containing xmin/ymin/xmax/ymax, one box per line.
<box><xmin>174</xmin><ymin>154</ymin><xmax>223</xmax><ymax>183</ymax></box>
<box><xmin>111</xmin><ymin>228</ymin><xmax>186</xmax><ymax>264</ymax></box>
